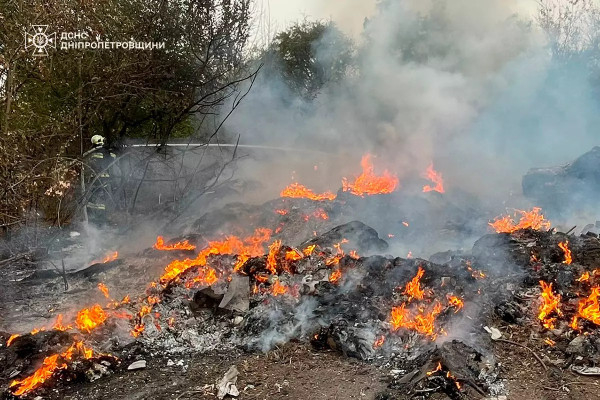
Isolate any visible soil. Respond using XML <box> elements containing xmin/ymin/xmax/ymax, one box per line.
<box><xmin>12</xmin><ymin>332</ymin><xmax>599</xmax><ymax>400</ymax></box>
<box><xmin>491</xmin><ymin>322</ymin><xmax>600</xmax><ymax>400</ymax></box>
<box><xmin>43</xmin><ymin>343</ymin><xmax>387</xmax><ymax>400</ymax></box>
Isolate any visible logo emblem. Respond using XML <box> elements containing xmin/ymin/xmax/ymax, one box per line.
<box><xmin>25</xmin><ymin>25</ymin><xmax>56</xmax><ymax>56</ymax></box>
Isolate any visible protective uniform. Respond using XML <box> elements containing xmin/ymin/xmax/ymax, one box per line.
<box><xmin>84</xmin><ymin>136</ymin><xmax>117</xmax><ymax>223</ymax></box>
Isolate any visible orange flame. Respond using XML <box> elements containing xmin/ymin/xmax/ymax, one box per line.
<box><xmin>271</xmin><ymin>280</ymin><xmax>288</xmax><ymax>296</ymax></box>
<box><xmin>447</xmin><ymin>295</ymin><xmax>464</xmax><ymax>312</ymax></box>
<box><xmin>267</xmin><ymin>240</ymin><xmax>282</xmax><ymax>274</ymax></box>
<box><xmin>102</xmin><ymin>251</ymin><xmax>118</xmax><ymax>263</ymax></box>
<box><xmin>30</xmin><ymin>327</ymin><xmax>45</xmax><ymax>335</ymax></box>
<box><xmin>75</xmin><ymin>305</ymin><xmax>107</xmax><ymax>333</ymax></box>
<box><xmin>325</xmin><ymin>242</ymin><xmax>345</xmax><ymax>266</ymax></box>
<box><xmin>538</xmin><ymin>281</ymin><xmax>562</xmax><ymax>329</ymax></box>
<box><xmin>404</xmin><ymin>267</ymin><xmax>426</xmax><ymax>301</ymax></box>
<box><xmin>280</xmin><ymin>182</ymin><xmax>336</xmax><ymax>201</ymax></box>
<box><xmin>342</xmin><ymin>154</ymin><xmax>399</xmax><ymax>196</ymax></box>
<box><xmin>302</xmin><ymin>245</ymin><xmax>317</xmax><ymax>256</ymax></box>
<box><xmin>185</xmin><ymin>266</ymin><xmax>218</xmax><ymax>288</ymax></box>
<box><xmin>390</xmin><ymin>301</ymin><xmax>443</xmax><ymax>339</ymax></box>
<box><xmin>52</xmin><ymin>314</ymin><xmax>72</xmax><ymax>331</ymax></box>
<box><xmin>154</xmin><ymin>236</ymin><xmax>196</xmax><ymax>251</ymax></box>
<box><xmin>422</xmin><ymin>163</ymin><xmax>445</xmax><ymax>193</ymax></box>
<box><xmin>489</xmin><ymin>207</ymin><xmax>551</xmax><ymax>233</ymax></box>
<box><xmin>275</xmin><ymin>209</ymin><xmax>288</xmax><ymax>215</ymax></box>
<box><xmin>574</xmin><ymin>286</ymin><xmax>600</xmax><ymax>326</ymax></box>
<box><xmin>97</xmin><ymin>283</ymin><xmax>110</xmax><ymax>299</ymax></box>
<box><xmin>577</xmin><ymin>271</ymin><xmax>590</xmax><ymax>282</ymax></box>
<box><xmin>373</xmin><ymin>335</ymin><xmax>385</xmax><ymax>348</ymax></box>
<box><xmin>544</xmin><ymin>338</ymin><xmax>556</xmax><ymax>346</ymax></box>
<box><xmin>558</xmin><ymin>240</ymin><xmax>572</xmax><ymax>265</ymax></box>
<box><xmin>159</xmin><ymin>228</ymin><xmax>272</xmax><ymax>284</ymax></box>
<box><xmin>466</xmin><ymin>261</ymin><xmax>486</xmax><ymax>279</ymax></box>
<box><xmin>427</xmin><ymin>362</ymin><xmax>442</xmax><ymax>376</ymax></box>
<box><xmin>329</xmin><ymin>269</ymin><xmax>342</xmax><ymax>283</ymax></box>
<box><xmin>312</xmin><ymin>208</ymin><xmax>329</xmax><ymax>220</ymax></box>
<box><xmin>9</xmin><ymin>341</ymin><xmax>96</xmax><ymax>396</ymax></box>
<box><xmin>285</xmin><ymin>249</ymin><xmax>304</xmax><ymax>262</ymax></box>
<box><xmin>7</xmin><ymin>334</ymin><xmax>20</xmax><ymax>347</ymax></box>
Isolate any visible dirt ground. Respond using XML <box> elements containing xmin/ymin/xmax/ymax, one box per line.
<box><xmin>45</xmin><ymin>343</ymin><xmax>387</xmax><ymax>400</ymax></box>
<box><xmin>491</xmin><ymin>329</ymin><xmax>600</xmax><ymax>400</ymax></box>
<box><xmin>15</xmin><ymin>336</ymin><xmax>598</xmax><ymax>400</ymax></box>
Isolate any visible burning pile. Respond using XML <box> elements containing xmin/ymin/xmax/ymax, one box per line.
<box><xmin>6</xmin><ymin>153</ymin><xmax>600</xmax><ymax>399</ymax></box>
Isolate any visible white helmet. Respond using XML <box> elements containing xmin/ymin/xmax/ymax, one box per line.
<box><xmin>91</xmin><ymin>135</ymin><xmax>105</xmax><ymax>146</ymax></box>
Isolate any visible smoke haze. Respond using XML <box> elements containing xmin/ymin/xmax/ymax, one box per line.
<box><xmin>230</xmin><ymin>0</ymin><xmax>600</xmax><ymax>222</ymax></box>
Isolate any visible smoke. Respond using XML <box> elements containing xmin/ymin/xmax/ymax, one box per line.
<box><xmin>228</xmin><ymin>0</ymin><xmax>600</xmax><ymax>218</ymax></box>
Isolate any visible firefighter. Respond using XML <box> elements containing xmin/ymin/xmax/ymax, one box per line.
<box><xmin>83</xmin><ymin>135</ymin><xmax>117</xmax><ymax>224</ymax></box>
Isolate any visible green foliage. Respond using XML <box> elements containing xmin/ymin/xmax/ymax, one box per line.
<box><xmin>0</xmin><ymin>0</ymin><xmax>252</xmax><ymax>227</ymax></box>
<box><xmin>262</xmin><ymin>21</ymin><xmax>354</xmax><ymax>100</ymax></box>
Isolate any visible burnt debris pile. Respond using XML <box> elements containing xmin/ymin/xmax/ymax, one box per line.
<box><xmin>7</xmin><ymin>213</ymin><xmax>600</xmax><ymax>399</ymax></box>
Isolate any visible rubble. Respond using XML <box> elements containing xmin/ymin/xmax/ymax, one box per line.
<box><xmin>6</xmin><ymin>195</ymin><xmax>600</xmax><ymax>399</ymax></box>
<box><xmin>127</xmin><ymin>360</ymin><xmax>146</xmax><ymax>370</ymax></box>
<box><xmin>216</xmin><ymin>365</ymin><xmax>239</xmax><ymax>399</ymax></box>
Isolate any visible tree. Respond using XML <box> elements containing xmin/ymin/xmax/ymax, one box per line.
<box><xmin>0</xmin><ymin>0</ymin><xmax>255</xmax><ymax>230</ymax></box>
<box><xmin>260</xmin><ymin>21</ymin><xmax>354</xmax><ymax>100</ymax></box>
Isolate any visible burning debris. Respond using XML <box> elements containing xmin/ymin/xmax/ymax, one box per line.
<box><xmin>5</xmin><ymin>155</ymin><xmax>600</xmax><ymax>399</ymax></box>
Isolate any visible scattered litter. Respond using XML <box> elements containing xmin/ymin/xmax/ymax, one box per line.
<box><xmin>127</xmin><ymin>360</ymin><xmax>146</xmax><ymax>370</ymax></box>
<box><xmin>217</xmin><ymin>365</ymin><xmax>239</xmax><ymax>399</ymax></box>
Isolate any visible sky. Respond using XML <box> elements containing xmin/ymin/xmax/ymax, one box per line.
<box><xmin>256</xmin><ymin>0</ymin><xmax>539</xmax><ymax>40</ymax></box>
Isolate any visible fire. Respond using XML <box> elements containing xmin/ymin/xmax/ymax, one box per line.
<box><xmin>325</xmin><ymin>242</ymin><xmax>345</xmax><ymax>266</ymax></box>
<box><xmin>577</xmin><ymin>271</ymin><xmax>590</xmax><ymax>282</ymax></box>
<box><xmin>7</xmin><ymin>334</ymin><xmax>20</xmax><ymax>346</ymax></box>
<box><xmin>159</xmin><ymin>227</ymin><xmax>271</xmax><ymax>284</ymax></box>
<box><xmin>329</xmin><ymin>269</ymin><xmax>342</xmax><ymax>283</ymax></box>
<box><xmin>271</xmin><ymin>280</ymin><xmax>288</xmax><ymax>296</ymax></box>
<box><xmin>10</xmin><ymin>341</ymin><xmax>96</xmax><ymax>396</ymax></box>
<box><xmin>558</xmin><ymin>240</ymin><xmax>572</xmax><ymax>265</ymax></box>
<box><xmin>285</xmin><ymin>249</ymin><xmax>303</xmax><ymax>261</ymax></box>
<box><xmin>447</xmin><ymin>295</ymin><xmax>464</xmax><ymax>312</ymax></box>
<box><xmin>373</xmin><ymin>335</ymin><xmax>385</xmax><ymax>348</ymax></box>
<box><xmin>75</xmin><ymin>305</ymin><xmax>107</xmax><ymax>333</ymax></box>
<box><xmin>312</xmin><ymin>208</ymin><xmax>329</xmax><ymax>220</ymax></box>
<box><xmin>538</xmin><ymin>281</ymin><xmax>562</xmax><ymax>329</ymax></box>
<box><xmin>422</xmin><ymin>163</ymin><xmax>445</xmax><ymax>193</ymax></box>
<box><xmin>53</xmin><ymin>314</ymin><xmax>72</xmax><ymax>331</ymax></box>
<box><xmin>267</xmin><ymin>240</ymin><xmax>282</xmax><ymax>274</ymax></box>
<box><xmin>348</xmin><ymin>250</ymin><xmax>359</xmax><ymax>259</ymax></box>
<box><xmin>390</xmin><ymin>301</ymin><xmax>443</xmax><ymax>339</ymax></box>
<box><xmin>275</xmin><ymin>209</ymin><xmax>288</xmax><ymax>215</ymax></box>
<box><xmin>404</xmin><ymin>267</ymin><xmax>426</xmax><ymax>301</ymax></box>
<box><xmin>489</xmin><ymin>207</ymin><xmax>551</xmax><ymax>233</ymax></box>
<box><xmin>102</xmin><ymin>251</ymin><xmax>118</xmax><ymax>263</ymax></box>
<box><xmin>303</xmin><ymin>245</ymin><xmax>316</xmax><ymax>256</ymax></box>
<box><xmin>342</xmin><ymin>154</ymin><xmax>399</xmax><ymax>196</ymax></box>
<box><xmin>574</xmin><ymin>286</ymin><xmax>600</xmax><ymax>326</ymax></box>
<box><xmin>185</xmin><ymin>266</ymin><xmax>219</xmax><ymax>288</ymax></box>
<box><xmin>98</xmin><ymin>283</ymin><xmax>110</xmax><ymax>299</ymax></box>
<box><xmin>427</xmin><ymin>362</ymin><xmax>442</xmax><ymax>376</ymax></box>
<box><xmin>280</xmin><ymin>182</ymin><xmax>336</xmax><ymax>201</ymax></box>
<box><xmin>466</xmin><ymin>261</ymin><xmax>486</xmax><ymax>279</ymax></box>
<box><xmin>544</xmin><ymin>338</ymin><xmax>556</xmax><ymax>346</ymax></box>
<box><xmin>154</xmin><ymin>236</ymin><xmax>196</xmax><ymax>251</ymax></box>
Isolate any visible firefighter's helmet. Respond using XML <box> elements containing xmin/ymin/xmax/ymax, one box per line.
<box><xmin>91</xmin><ymin>135</ymin><xmax>105</xmax><ymax>146</ymax></box>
